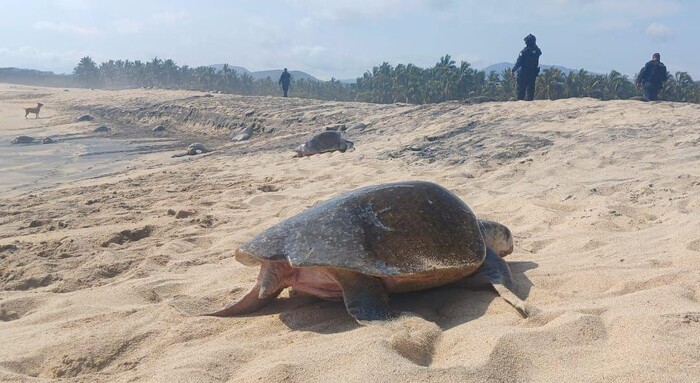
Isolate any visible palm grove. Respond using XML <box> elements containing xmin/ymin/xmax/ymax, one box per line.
<box><xmin>73</xmin><ymin>55</ymin><xmax>700</xmax><ymax>104</ymax></box>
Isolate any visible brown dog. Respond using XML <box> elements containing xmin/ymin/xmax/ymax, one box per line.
<box><xmin>24</xmin><ymin>103</ymin><xmax>44</xmax><ymax>119</ymax></box>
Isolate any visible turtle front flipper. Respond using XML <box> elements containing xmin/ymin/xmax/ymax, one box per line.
<box><xmin>329</xmin><ymin>269</ymin><xmax>396</xmax><ymax>324</ymax></box>
<box><xmin>204</xmin><ymin>262</ymin><xmax>288</xmax><ymax>317</ymax></box>
<box><xmin>204</xmin><ymin>282</ymin><xmax>283</xmax><ymax>317</ymax></box>
<box><xmin>475</xmin><ymin>247</ymin><xmax>540</xmax><ymax>318</ymax></box>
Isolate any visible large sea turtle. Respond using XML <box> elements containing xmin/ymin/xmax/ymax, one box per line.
<box><xmin>295</xmin><ymin>131</ymin><xmax>354</xmax><ymax>157</ymax></box>
<box><xmin>206</xmin><ymin>181</ymin><xmax>534</xmax><ymax>323</ymax></box>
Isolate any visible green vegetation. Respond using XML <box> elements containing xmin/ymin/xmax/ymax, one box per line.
<box><xmin>68</xmin><ymin>54</ymin><xmax>700</xmax><ymax>104</ymax></box>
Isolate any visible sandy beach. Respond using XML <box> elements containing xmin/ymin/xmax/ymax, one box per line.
<box><xmin>0</xmin><ymin>83</ymin><xmax>699</xmax><ymax>382</ymax></box>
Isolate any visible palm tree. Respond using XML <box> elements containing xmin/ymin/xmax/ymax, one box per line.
<box><xmin>73</xmin><ymin>56</ymin><xmax>100</xmax><ymax>87</ymax></box>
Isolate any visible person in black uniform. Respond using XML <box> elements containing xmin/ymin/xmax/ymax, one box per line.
<box><xmin>636</xmin><ymin>53</ymin><xmax>668</xmax><ymax>101</ymax></box>
<box><xmin>279</xmin><ymin>68</ymin><xmax>291</xmax><ymax>97</ymax></box>
<box><xmin>511</xmin><ymin>34</ymin><xmax>542</xmax><ymax>101</ymax></box>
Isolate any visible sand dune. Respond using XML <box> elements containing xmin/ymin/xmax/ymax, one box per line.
<box><xmin>1</xmin><ymin>84</ymin><xmax>699</xmax><ymax>382</ymax></box>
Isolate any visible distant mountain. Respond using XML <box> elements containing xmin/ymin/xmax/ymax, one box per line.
<box><xmin>208</xmin><ymin>65</ymin><xmax>319</xmax><ymax>82</ymax></box>
<box><xmin>208</xmin><ymin>64</ymin><xmax>251</xmax><ymax>74</ymax></box>
<box><xmin>249</xmin><ymin>69</ymin><xmax>319</xmax><ymax>82</ymax></box>
<box><xmin>0</xmin><ymin>67</ymin><xmax>76</xmax><ymax>87</ymax></box>
<box><xmin>482</xmin><ymin>62</ymin><xmax>581</xmax><ymax>76</ymax></box>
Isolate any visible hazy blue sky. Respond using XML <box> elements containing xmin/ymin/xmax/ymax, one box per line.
<box><xmin>0</xmin><ymin>0</ymin><xmax>697</xmax><ymax>80</ymax></box>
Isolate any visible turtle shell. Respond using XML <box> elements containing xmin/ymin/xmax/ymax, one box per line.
<box><xmin>235</xmin><ymin>181</ymin><xmax>486</xmax><ymax>277</ymax></box>
<box><xmin>297</xmin><ymin>131</ymin><xmax>351</xmax><ymax>155</ymax></box>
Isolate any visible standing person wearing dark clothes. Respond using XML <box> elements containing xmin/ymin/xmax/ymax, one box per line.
<box><xmin>279</xmin><ymin>68</ymin><xmax>291</xmax><ymax>97</ymax></box>
<box><xmin>511</xmin><ymin>34</ymin><xmax>542</xmax><ymax>101</ymax></box>
<box><xmin>636</xmin><ymin>53</ymin><xmax>668</xmax><ymax>101</ymax></box>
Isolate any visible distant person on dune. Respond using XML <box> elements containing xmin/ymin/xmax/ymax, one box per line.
<box><xmin>636</xmin><ymin>53</ymin><xmax>668</xmax><ymax>101</ymax></box>
<box><xmin>511</xmin><ymin>34</ymin><xmax>542</xmax><ymax>101</ymax></box>
<box><xmin>279</xmin><ymin>68</ymin><xmax>291</xmax><ymax>97</ymax></box>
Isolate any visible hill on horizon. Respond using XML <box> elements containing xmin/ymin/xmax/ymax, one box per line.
<box><xmin>482</xmin><ymin>62</ymin><xmax>583</xmax><ymax>76</ymax></box>
<box><xmin>209</xmin><ymin>65</ymin><xmax>319</xmax><ymax>82</ymax></box>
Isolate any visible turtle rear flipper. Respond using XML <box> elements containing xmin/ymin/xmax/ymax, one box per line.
<box><xmin>475</xmin><ymin>248</ymin><xmax>540</xmax><ymax>318</ymax></box>
<box><xmin>330</xmin><ymin>269</ymin><xmax>396</xmax><ymax>324</ymax></box>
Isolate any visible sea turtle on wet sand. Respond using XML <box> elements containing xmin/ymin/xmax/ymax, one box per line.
<box><xmin>295</xmin><ymin>131</ymin><xmax>354</xmax><ymax>157</ymax></box>
<box><xmin>172</xmin><ymin>142</ymin><xmax>211</xmax><ymax>158</ymax></box>
<box><xmin>204</xmin><ymin>181</ymin><xmax>535</xmax><ymax>323</ymax></box>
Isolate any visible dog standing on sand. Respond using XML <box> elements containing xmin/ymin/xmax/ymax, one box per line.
<box><xmin>24</xmin><ymin>103</ymin><xmax>44</xmax><ymax>119</ymax></box>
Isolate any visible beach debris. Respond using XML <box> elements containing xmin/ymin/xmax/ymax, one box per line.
<box><xmin>101</xmin><ymin>226</ymin><xmax>154</xmax><ymax>247</ymax></box>
<box><xmin>629</xmin><ymin>96</ymin><xmax>650</xmax><ymax>102</ymax></box>
<box><xmin>295</xmin><ymin>131</ymin><xmax>354</xmax><ymax>157</ymax></box>
<box><xmin>346</xmin><ymin>122</ymin><xmax>367</xmax><ymax>132</ymax></box>
<box><xmin>464</xmin><ymin>96</ymin><xmax>498</xmax><ymax>104</ymax></box>
<box><xmin>0</xmin><ymin>244</ymin><xmax>18</xmax><ymax>253</ymax></box>
<box><xmin>28</xmin><ymin>220</ymin><xmax>44</xmax><ymax>228</ymax></box>
<box><xmin>175</xmin><ymin>210</ymin><xmax>194</xmax><ymax>219</ymax></box>
<box><xmin>198</xmin><ymin>181</ymin><xmax>535</xmax><ymax>324</ymax></box>
<box><xmin>325</xmin><ymin>123</ymin><xmax>347</xmax><ymax>132</ymax></box>
<box><xmin>231</xmin><ymin>126</ymin><xmax>253</xmax><ymax>142</ymax></box>
<box><xmin>11</xmin><ymin>136</ymin><xmax>35</xmax><ymax>144</ymax></box>
<box><xmin>257</xmin><ymin>184</ymin><xmax>279</xmax><ymax>192</ymax></box>
<box><xmin>93</xmin><ymin>126</ymin><xmax>111</xmax><ymax>133</ymax></box>
<box><xmin>76</xmin><ymin>114</ymin><xmax>94</xmax><ymax>122</ymax></box>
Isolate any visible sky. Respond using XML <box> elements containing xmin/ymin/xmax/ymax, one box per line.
<box><xmin>0</xmin><ymin>0</ymin><xmax>698</xmax><ymax>80</ymax></box>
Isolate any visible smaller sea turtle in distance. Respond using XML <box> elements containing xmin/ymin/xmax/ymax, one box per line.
<box><xmin>11</xmin><ymin>136</ymin><xmax>35</xmax><ymax>144</ymax></box>
<box><xmin>172</xmin><ymin>142</ymin><xmax>211</xmax><ymax>158</ymax></box>
<box><xmin>203</xmin><ymin>181</ymin><xmax>535</xmax><ymax>323</ymax></box>
<box><xmin>295</xmin><ymin>131</ymin><xmax>354</xmax><ymax>157</ymax></box>
<box><xmin>93</xmin><ymin>126</ymin><xmax>111</xmax><ymax>133</ymax></box>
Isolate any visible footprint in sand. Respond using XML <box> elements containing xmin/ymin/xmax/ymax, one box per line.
<box><xmin>0</xmin><ymin>297</ymin><xmax>42</xmax><ymax>322</ymax></box>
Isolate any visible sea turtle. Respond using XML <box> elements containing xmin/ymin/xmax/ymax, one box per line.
<box><xmin>186</xmin><ymin>142</ymin><xmax>209</xmax><ymax>155</ymax></box>
<box><xmin>295</xmin><ymin>131</ymin><xmax>354</xmax><ymax>157</ymax></box>
<box><xmin>11</xmin><ymin>136</ymin><xmax>35</xmax><ymax>144</ymax></box>
<box><xmin>93</xmin><ymin>126</ymin><xmax>111</xmax><ymax>133</ymax></box>
<box><xmin>205</xmin><ymin>181</ymin><xmax>534</xmax><ymax>323</ymax></box>
<box><xmin>172</xmin><ymin>142</ymin><xmax>211</xmax><ymax>158</ymax></box>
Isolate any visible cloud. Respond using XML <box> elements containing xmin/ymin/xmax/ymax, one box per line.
<box><xmin>646</xmin><ymin>22</ymin><xmax>673</xmax><ymax>40</ymax></box>
<box><xmin>542</xmin><ymin>0</ymin><xmax>680</xmax><ymax>17</ymax></box>
<box><xmin>291</xmin><ymin>45</ymin><xmax>327</xmax><ymax>57</ymax></box>
<box><xmin>33</xmin><ymin>21</ymin><xmax>101</xmax><ymax>36</ymax></box>
<box><xmin>591</xmin><ymin>19</ymin><xmax>633</xmax><ymax>31</ymax></box>
<box><xmin>151</xmin><ymin>11</ymin><xmax>187</xmax><ymax>24</ymax></box>
<box><xmin>112</xmin><ymin>11</ymin><xmax>187</xmax><ymax>35</ymax></box>
<box><xmin>55</xmin><ymin>0</ymin><xmax>93</xmax><ymax>11</ymax></box>
<box><xmin>285</xmin><ymin>0</ymin><xmax>442</xmax><ymax>21</ymax></box>
<box><xmin>113</xmin><ymin>19</ymin><xmax>143</xmax><ymax>34</ymax></box>
<box><xmin>0</xmin><ymin>46</ymin><xmax>91</xmax><ymax>72</ymax></box>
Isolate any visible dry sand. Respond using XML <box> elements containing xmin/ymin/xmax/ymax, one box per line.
<box><xmin>0</xmin><ymin>83</ymin><xmax>699</xmax><ymax>382</ymax></box>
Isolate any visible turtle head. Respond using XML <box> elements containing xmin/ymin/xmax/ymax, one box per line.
<box><xmin>342</xmin><ymin>139</ymin><xmax>354</xmax><ymax>152</ymax></box>
<box><xmin>234</xmin><ymin>249</ymin><xmax>263</xmax><ymax>266</ymax></box>
<box><xmin>294</xmin><ymin>144</ymin><xmax>306</xmax><ymax>157</ymax></box>
<box><xmin>479</xmin><ymin>219</ymin><xmax>514</xmax><ymax>257</ymax></box>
